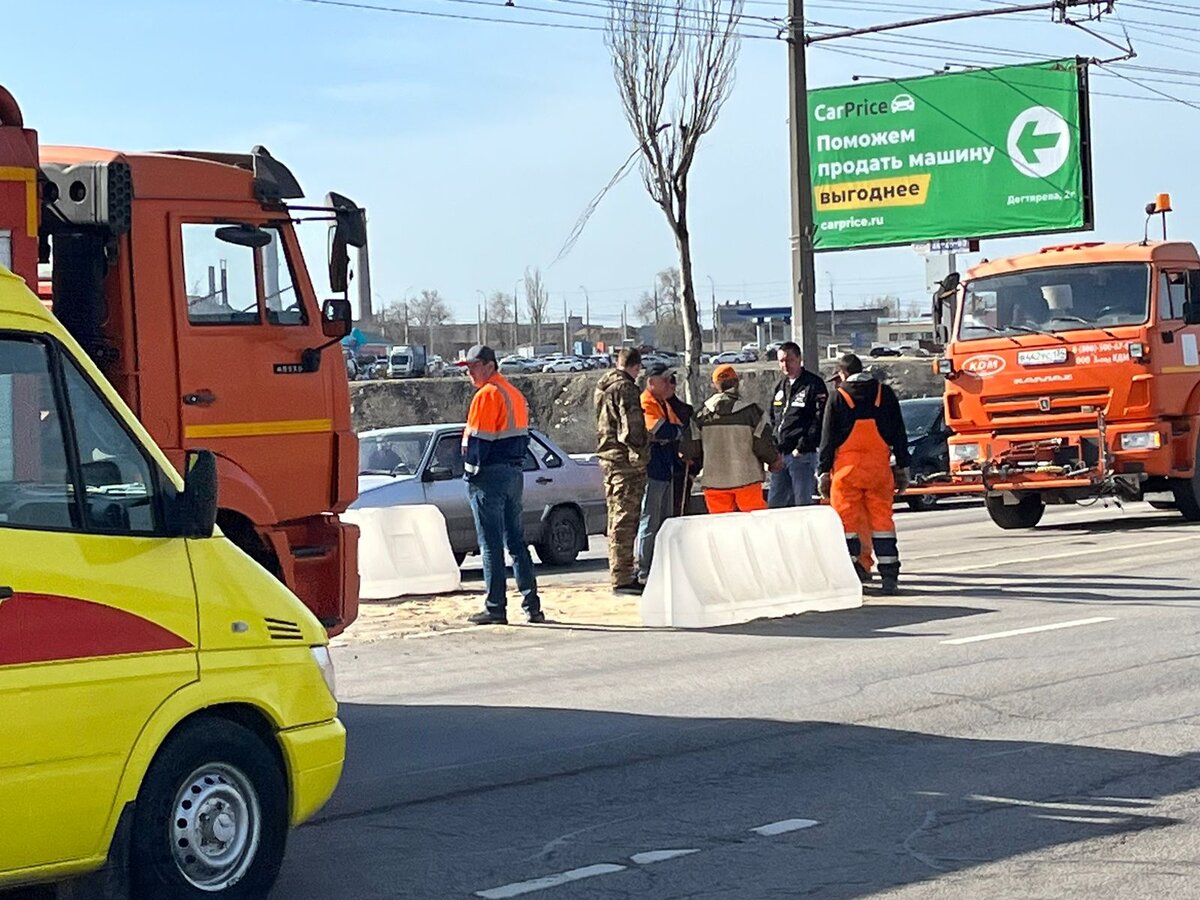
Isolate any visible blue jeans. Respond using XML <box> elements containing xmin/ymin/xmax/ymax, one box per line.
<box><xmin>768</xmin><ymin>451</ymin><xmax>819</xmax><ymax>508</ymax></box>
<box><xmin>636</xmin><ymin>477</ymin><xmax>674</xmax><ymax>581</ymax></box>
<box><xmin>467</xmin><ymin>465</ymin><xmax>540</xmax><ymax>616</ymax></box>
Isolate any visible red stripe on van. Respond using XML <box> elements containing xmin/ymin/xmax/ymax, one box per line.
<box><xmin>0</xmin><ymin>593</ymin><xmax>192</xmax><ymax>665</ymax></box>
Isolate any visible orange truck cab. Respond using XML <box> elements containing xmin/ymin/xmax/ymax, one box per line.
<box><xmin>32</xmin><ymin>142</ymin><xmax>363</xmax><ymax>632</ymax></box>
<box><xmin>937</xmin><ymin>220</ymin><xmax>1200</xmax><ymax>529</ymax></box>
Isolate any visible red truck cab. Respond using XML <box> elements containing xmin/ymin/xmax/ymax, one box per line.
<box><xmin>35</xmin><ymin>144</ymin><xmax>362</xmax><ymax>631</ymax></box>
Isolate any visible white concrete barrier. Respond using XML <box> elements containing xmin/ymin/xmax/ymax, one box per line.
<box><xmin>640</xmin><ymin>505</ymin><xmax>862</xmax><ymax>628</ymax></box>
<box><xmin>341</xmin><ymin>505</ymin><xmax>462</xmax><ymax>600</ymax></box>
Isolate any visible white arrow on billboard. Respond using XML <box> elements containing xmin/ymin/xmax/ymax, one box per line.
<box><xmin>1006</xmin><ymin>106</ymin><xmax>1070</xmax><ymax>179</ymax></box>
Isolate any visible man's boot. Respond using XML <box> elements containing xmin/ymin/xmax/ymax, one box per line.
<box><xmin>879</xmin><ymin>563</ymin><xmax>900</xmax><ymax>596</ymax></box>
<box><xmin>853</xmin><ymin>561</ymin><xmax>872</xmax><ymax>584</ymax></box>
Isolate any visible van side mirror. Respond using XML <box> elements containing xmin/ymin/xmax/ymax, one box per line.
<box><xmin>321</xmin><ymin>298</ymin><xmax>353</xmax><ymax>338</ymax></box>
<box><xmin>170</xmin><ymin>449</ymin><xmax>218</xmax><ymax>538</ymax></box>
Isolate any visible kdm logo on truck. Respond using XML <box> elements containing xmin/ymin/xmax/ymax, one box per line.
<box><xmin>962</xmin><ymin>354</ymin><xmax>1006</xmax><ymax>377</ymax></box>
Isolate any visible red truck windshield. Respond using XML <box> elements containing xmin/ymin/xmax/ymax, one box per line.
<box><xmin>959</xmin><ymin>262</ymin><xmax>1150</xmax><ymax>341</ymax></box>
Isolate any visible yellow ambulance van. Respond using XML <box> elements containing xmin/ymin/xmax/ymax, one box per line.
<box><xmin>0</xmin><ymin>265</ymin><xmax>345</xmax><ymax>898</ymax></box>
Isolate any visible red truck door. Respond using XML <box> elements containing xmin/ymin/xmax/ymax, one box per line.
<box><xmin>169</xmin><ymin>215</ymin><xmax>336</xmax><ymax>531</ymax></box>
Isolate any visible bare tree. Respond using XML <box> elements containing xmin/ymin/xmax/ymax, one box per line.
<box><xmin>488</xmin><ymin>291</ymin><xmax>516</xmax><ymax>349</ymax></box>
<box><xmin>408</xmin><ymin>289</ymin><xmax>454</xmax><ymax>327</ymax></box>
<box><xmin>523</xmin><ymin>267</ymin><xmax>551</xmax><ymax>345</ymax></box>
<box><xmin>406</xmin><ymin>289</ymin><xmax>453</xmax><ymax>356</ymax></box>
<box><xmin>606</xmin><ymin>0</ymin><xmax>742</xmax><ymax>400</ymax></box>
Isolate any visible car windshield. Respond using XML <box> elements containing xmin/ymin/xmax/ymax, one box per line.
<box><xmin>359</xmin><ymin>433</ymin><xmax>431</xmax><ymax>475</ymax></box>
<box><xmin>958</xmin><ymin>262</ymin><xmax>1150</xmax><ymax>341</ymax></box>
<box><xmin>901</xmin><ymin>400</ymin><xmax>941</xmax><ymax>439</ymax></box>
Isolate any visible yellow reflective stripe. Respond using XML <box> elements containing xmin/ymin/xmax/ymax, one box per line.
<box><xmin>0</xmin><ymin>166</ymin><xmax>38</xmax><ymax>237</ymax></box>
<box><xmin>184</xmin><ymin>418</ymin><xmax>333</xmax><ymax>439</ymax></box>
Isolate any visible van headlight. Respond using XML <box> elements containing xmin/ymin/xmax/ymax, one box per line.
<box><xmin>1120</xmin><ymin>431</ymin><xmax>1162</xmax><ymax>451</ymax></box>
<box><xmin>310</xmin><ymin>645</ymin><xmax>337</xmax><ymax>699</ymax></box>
<box><xmin>951</xmin><ymin>443</ymin><xmax>982</xmax><ymax>462</ymax></box>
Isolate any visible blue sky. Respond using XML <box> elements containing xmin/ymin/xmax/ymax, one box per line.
<box><xmin>6</xmin><ymin>0</ymin><xmax>1200</xmax><ymax>329</ymax></box>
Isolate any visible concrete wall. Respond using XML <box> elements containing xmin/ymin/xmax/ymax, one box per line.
<box><xmin>350</xmin><ymin>360</ymin><xmax>946</xmax><ymax>455</ymax></box>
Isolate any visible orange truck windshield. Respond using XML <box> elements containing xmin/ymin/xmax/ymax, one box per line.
<box><xmin>959</xmin><ymin>262</ymin><xmax>1151</xmax><ymax>341</ymax></box>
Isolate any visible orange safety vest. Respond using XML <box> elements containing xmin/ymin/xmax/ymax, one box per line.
<box><xmin>463</xmin><ymin>373</ymin><xmax>529</xmax><ymax>475</ymax></box>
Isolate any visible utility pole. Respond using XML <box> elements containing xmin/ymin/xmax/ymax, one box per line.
<box><xmin>513</xmin><ymin>279</ymin><xmax>521</xmax><ymax>351</ymax></box>
<box><xmin>403</xmin><ymin>301</ymin><xmax>409</xmax><ymax>344</ymax></box>
<box><xmin>787</xmin><ymin>0</ymin><xmax>819</xmax><ymax>367</ymax></box>
<box><xmin>579</xmin><ymin>285</ymin><xmax>591</xmax><ymax>345</ymax></box>
<box><xmin>621</xmin><ymin>303</ymin><xmax>627</xmax><ymax>344</ymax></box>
<box><xmin>827</xmin><ymin>271</ymin><xmax>836</xmax><ymax>343</ymax></box>
<box><xmin>653</xmin><ymin>282</ymin><xmax>660</xmax><ymax>348</ymax></box>
<box><xmin>563</xmin><ymin>296</ymin><xmax>569</xmax><ymax>352</ymax></box>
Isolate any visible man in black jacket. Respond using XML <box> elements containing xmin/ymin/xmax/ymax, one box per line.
<box><xmin>767</xmin><ymin>341</ymin><xmax>828</xmax><ymax>507</ymax></box>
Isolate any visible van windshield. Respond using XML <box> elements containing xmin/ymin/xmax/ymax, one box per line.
<box><xmin>958</xmin><ymin>263</ymin><xmax>1150</xmax><ymax>342</ymax></box>
<box><xmin>390</xmin><ymin>354</ymin><xmax>409</xmax><ymax>365</ymax></box>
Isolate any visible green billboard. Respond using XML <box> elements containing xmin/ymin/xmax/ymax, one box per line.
<box><xmin>808</xmin><ymin>58</ymin><xmax>1093</xmax><ymax>252</ymax></box>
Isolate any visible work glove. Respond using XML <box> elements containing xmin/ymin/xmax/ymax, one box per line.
<box><xmin>893</xmin><ymin>466</ymin><xmax>911</xmax><ymax>494</ymax></box>
<box><xmin>817</xmin><ymin>472</ymin><xmax>832</xmax><ymax>500</ymax></box>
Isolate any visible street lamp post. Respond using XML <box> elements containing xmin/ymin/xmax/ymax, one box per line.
<box><xmin>578</xmin><ymin>285</ymin><xmax>590</xmax><ymax>345</ymax></box>
<box><xmin>513</xmin><ymin>278</ymin><xmax>522</xmax><ymax>350</ymax></box>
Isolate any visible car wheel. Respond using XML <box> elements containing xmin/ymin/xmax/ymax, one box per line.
<box><xmin>130</xmin><ymin>718</ymin><xmax>287</xmax><ymax>900</ymax></box>
<box><xmin>535</xmin><ymin>506</ymin><xmax>583</xmax><ymax>566</ymax></box>
<box><xmin>906</xmin><ymin>491</ymin><xmax>939</xmax><ymax>511</ymax></box>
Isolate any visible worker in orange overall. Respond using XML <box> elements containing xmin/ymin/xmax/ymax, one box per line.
<box><xmin>817</xmin><ymin>353</ymin><xmax>910</xmax><ymax>595</ymax></box>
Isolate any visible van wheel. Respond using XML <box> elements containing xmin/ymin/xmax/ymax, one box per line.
<box><xmin>985</xmin><ymin>493</ymin><xmax>1045</xmax><ymax>529</ymax></box>
<box><xmin>535</xmin><ymin>507</ymin><xmax>583</xmax><ymax>566</ymax></box>
<box><xmin>1170</xmin><ymin>444</ymin><xmax>1200</xmax><ymax>521</ymax></box>
<box><xmin>130</xmin><ymin>719</ymin><xmax>287</xmax><ymax>899</ymax></box>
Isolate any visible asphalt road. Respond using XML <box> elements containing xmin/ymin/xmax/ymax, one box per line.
<box><xmin>275</xmin><ymin>500</ymin><xmax>1200</xmax><ymax>899</ymax></box>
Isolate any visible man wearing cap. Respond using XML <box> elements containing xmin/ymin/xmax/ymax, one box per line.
<box><xmin>461</xmin><ymin>344</ymin><xmax>544</xmax><ymax>625</ymax></box>
<box><xmin>695</xmin><ymin>364</ymin><xmax>782</xmax><ymax>512</ymax></box>
<box><xmin>595</xmin><ymin>347</ymin><xmax>649</xmax><ymax>594</ymax></box>
<box><xmin>636</xmin><ymin>362</ymin><xmax>684</xmax><ymax>582</ymax></box>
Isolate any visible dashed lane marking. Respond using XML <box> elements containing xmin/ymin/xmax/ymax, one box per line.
<box><xmin>750</xmin><ymin>818</ymin><xmax>820</xmax><ymax>836</ymax></box>
<box><xmin>630</xmin><ymin>849</ymin><xmax>701</xmax><ymax>864</ymax></box>
<box><xmin>941</xmin><ymin>616</ymin><xmax>1115</xmax><ymax>645</ymax></box>
<box><xmin>475</xmin><ymin>864</ymin><xmax>627</xmax><ymax>898</ymax></box>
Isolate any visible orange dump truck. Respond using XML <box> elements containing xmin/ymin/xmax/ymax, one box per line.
<box><xmin>0</xmin><ymin>87</ymin><xmax>364</xmax><ymax>632</ymax></box>
<box><xmin>937</xmin><ymin>217</ymin><xmax>1200</xmax><ymax>529</ymax></box>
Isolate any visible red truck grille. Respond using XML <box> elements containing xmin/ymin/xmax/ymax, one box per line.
<box><xmin>981</xmin><ymin>388</ymin><xmax>1112</xmax><ymax>427</ymax></box>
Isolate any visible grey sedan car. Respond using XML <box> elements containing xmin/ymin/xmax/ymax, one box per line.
<box><xmin>353</xmin><ymin>424</ymin><xmax>606</xmax><ymax>566</ymax></box>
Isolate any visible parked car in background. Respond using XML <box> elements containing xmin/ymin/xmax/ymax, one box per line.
<box><xmin>764</xmin><ymin>340</ymin><xmax>785</xmax><ymax>360</ymax></box>
<box><xmin>870</xmin><ymin>346</ymin><xmax>903</xmax><ymax>358</ymax></box>
<box><xmin>499</xmin><ymin>355</ymin><xmax>538</xmax><ymax>374</ymax></box>
<box><xmin>427</xmin><ymin>355</ymin><xmax>446</xmax><ymax>378</ymax></box>
<box><xmin>711</xmin><ymin>351</ymin><xmax>743</xmax><ymax>365</ymax></box>
<box><xmin>543</xmin><ymin>356</ymin><xmax>585</xmax><ymax>373</ymax></box>
<box><xmin>589</xmin><ymin>354</ymin><xmax>612</xmax><ymax>369</ymax></box>
<box><xmin>354</xmin><ymin>425</ymin><xmax>606</xmax><ymax>565</ymax></box>
<box><xmin>898</xmin><ymin>396</ymin><xmax>965</xmax><ymax>511</ymax></box>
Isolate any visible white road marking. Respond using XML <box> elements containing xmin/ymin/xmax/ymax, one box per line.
<box><xmin>966</xmin><ymin>794</ymin><xmax>1144</xmax><ymax>814</ymax></box>
<box><xmin>475</xmin><ymin>864</ymin><xmax>626</xmax><ymax>898</ymax></box>
<box><xmin>630</xmin><ymin>849</ymin><xmax>701</xmax><ymax>865</ymax></box>
<box><xmin>941</xmin><ymin>617</ymin><xmax>1114</xmax><ymax>645</ymax></box>
<box><xmin>1034</xmin><ymin>814</ymin><xmax>1129</xmax><ymax>825</ymax></box>
<box><xmin>751</xmin><ymin>818</ymin><xmax>820</xmax><ymax>836</ymax></box>
<box><xmin>936</xmin><ymin>535</ymin><xmax>1196</xmax><ymax>573</ymax></box>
